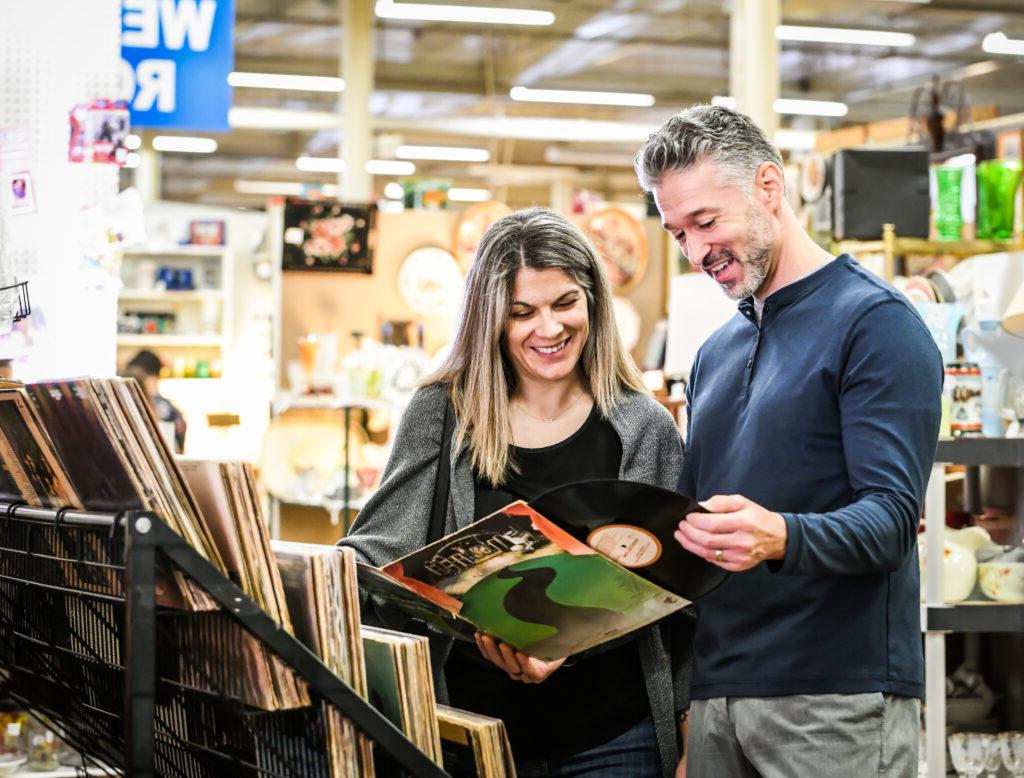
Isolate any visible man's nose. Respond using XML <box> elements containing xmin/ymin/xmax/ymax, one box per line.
<box><xmin>686</xmin><ymin>236</ymin><xmax>710</xmax><ymax>270</ymax></box>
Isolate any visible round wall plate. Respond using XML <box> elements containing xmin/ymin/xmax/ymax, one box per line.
<box><xmin>584</xmin><ymin>208</ymin><xmax>649</xmax><ymax>294</ymax></box>
<box><xmin>397</xmin><ymin>246</ymin><xmax>465</xmax><ymax>315</ymax></box>
<box><xmin>451</xmin><ymin>200</ymin><xmax>512</xmax><ymax>270</ymax></box>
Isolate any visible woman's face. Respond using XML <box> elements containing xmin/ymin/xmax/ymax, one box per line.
<box><xmin>504</xmin><ymin>267</ymin><xmax>590</xmax><ymax>387</ymax></box>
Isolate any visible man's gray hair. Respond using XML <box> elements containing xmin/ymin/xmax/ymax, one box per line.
<box><xmin>634</xmin><ymin>104</ymin><xmax>784</xmax><ymax>193</ymax></box>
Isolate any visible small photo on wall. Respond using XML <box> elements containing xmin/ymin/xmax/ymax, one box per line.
<box><xmin>282</xmin><ymin>198</ymin><xmax>376</xmax><ymax>273</ymax></box>
<box><xmin>4</xmin><ymin>170</ymin><xmax>36</xmax><ymax>215</ymax></box>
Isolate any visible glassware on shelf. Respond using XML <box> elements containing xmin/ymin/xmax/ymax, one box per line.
<box><xmin>976</xmin><ymin>159</ymin><xmax>1023</xmax><ymax>240</ymax></box>
<box><xmin>934</xmin><ymin>164</ymin><xmax>965</xmax><ymax>241</ymax></box>
<box><xmin>949</xmin><ymin>732</ymin><xmax>994</xmax><ymax>778</ymax></box>
<box><xmin>297</xmin><ymin>334</ymin><xmax>321</xmax><ymax>394</ymax></box>
<box><xmin>984</xmin><ymin>733</ymin><xmax>1003</xmax><ymax>778</ymax></box>
<box><xmin>22</xmin><ymin>719</ymin><xmax>59</xmax><ymax>771</ymax></box>
<box><xmin>1001</xmin><ymin>732</ymin><xmax>1024</xmax><ymax>777</ymax></box>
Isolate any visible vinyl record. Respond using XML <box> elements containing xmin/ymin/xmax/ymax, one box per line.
<box><xmin>529</xmin><ymin>479</ymin><xmax>728</xmax><ymax>601</ymax></box>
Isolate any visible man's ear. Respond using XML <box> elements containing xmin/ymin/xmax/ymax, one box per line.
<box><xmin>754</xmin><ymin>161</ymin><xmax>784</xmax><ymax>212</ymax></box>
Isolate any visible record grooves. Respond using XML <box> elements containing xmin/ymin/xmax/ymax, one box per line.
<box><xmin>529</xmin><ymin>479</ymin><xmax>728</xmax><ymax>601</ymax></box>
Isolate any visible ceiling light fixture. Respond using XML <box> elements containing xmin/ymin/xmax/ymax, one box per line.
<box><xmin>374</xmin><ymin>0</ymin><xmax>554</xmax><ymax>26</ymax></box>
<box><xmin>510</xmin><ymin>86</ymin><xmax>656</xmax><ymax>107</ymax></box>
<box><xmin>228</xmin><ymin>72</ymin><xmax>345</xmax><ymax>92</ymax></box>
<box><xmin>124</xmin><ymin>134</ymin><xmax>143</xmax><ymax>151</ymax></box>
<box><xmin>775</xmin><ymin>25</ymin><xmax>915</xmax><ymax>47</ymax></box>
<box><xmin>773</xmin><ymin>98</ymin><xmax>848</xmax><ymax>117</ymax></box>
<box><xmin>982</xmin><ymin>32</ymin><xmax>1024</xmax><ymax>56</ymax></box>
<box><xmin>448</xmin><ymin>187</ymin><xmax>492</xmax><ymax>202</ymax></box>
<box><xmin>296</xmin><ymin>156</ymin><xmax>346</xmax><ymax>173</ymax></box>
<box><xmin>383</xmin><ymin>182</ymin><xmax>405</xmax><ymax>199</ymax></box>
<box><xmin>396</xmin><ymin>145</ymin><xmax>491</xmax><ymax>162</ymax></box>
<box><xmin>234</xmin><ymin>180</ymin><xmax>340</xmax><ymax>197</ymax></box>
<box><xmin>152</xmin><ymin>136</ymin><xmax>218</xmax><ymax>153</ymax></box>
<box><xmin>773</xmin><ymin>129</ymin><xmax>817</xmax><ymax>151</ymax></box>
<box><xmin>123</xmin><ymin>152</ymin><xmax>142</xmax><ymax>168</ymax></box>
<box><xmin>366</xmin><ymin>160</ymin><xmax>416</xmax><ymax>175</ymax></box>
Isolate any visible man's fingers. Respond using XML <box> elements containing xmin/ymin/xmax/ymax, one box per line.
<box><xmin>683</xmin><ymin>512</ymin><xmax>745</xmax><ymax>534</ymax></box>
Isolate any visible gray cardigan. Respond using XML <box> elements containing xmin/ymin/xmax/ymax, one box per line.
<box><xmin>341</xmin><ymin>382</ymin><xmax>692</xmax><ymax>777</ymax></box>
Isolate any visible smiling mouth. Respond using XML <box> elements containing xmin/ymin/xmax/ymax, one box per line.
<box><xmin>705</xmin><ymin>257</ymin><xmax>734</xmax><ymax>280</ymax></box>
<box><xmin>533</xmin><ymin>337</ymin><xmax>569</xmax><ymax>355</ymax></box>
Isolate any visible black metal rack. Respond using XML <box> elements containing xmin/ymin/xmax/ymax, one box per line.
<box><xmin>0</xmin><ymin>500</ymin><xmax>448</xmax><ymax>777</ymax></box>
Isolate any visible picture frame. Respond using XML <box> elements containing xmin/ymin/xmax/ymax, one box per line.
<box><xmin>281</xmin><ymin>199</ymin><xmax>376</xmax><ymax>273</ymax></box>
<box><xmin>5</xmin><ymin>170</ymin><xmax>36</xmax><ymax>215</ymax></box>
<box><xmin>189</xmin><ymin>219</ymin><xmax>226</xmax><ymax>246</ymax></box>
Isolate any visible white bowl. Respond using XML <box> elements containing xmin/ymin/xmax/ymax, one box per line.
<box><xmin>978</xmin><ymin>562</ymin><xmax>1024</xmax><ymax>603</ymax></box>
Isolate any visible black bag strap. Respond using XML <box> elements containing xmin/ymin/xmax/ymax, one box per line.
<box><xmin>427</xmin><ymin>399</ymin><xmax>455</xmax><ymax>546</ymax></box>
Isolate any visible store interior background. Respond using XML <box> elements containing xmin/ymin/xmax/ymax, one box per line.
<box><xmin>2</xmin><ymin>1</ymin><xmax>1024</xmax><ymax>775</ymax></box>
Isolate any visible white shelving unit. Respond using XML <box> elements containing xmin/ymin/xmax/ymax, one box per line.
<box><xmin>116</xmin><ymin>245</ymin><xmax>233</xmax><ymax>372</ymax></box>
<box><xmin>923</xmin><ymin>438</ymin><xmax>1024</xmax><ymax>777</ymax></box>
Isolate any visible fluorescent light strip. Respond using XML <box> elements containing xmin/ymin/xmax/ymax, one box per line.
<box><xmin>228</xmin><ymin>71</ymin><xmax>345</xmax><ymax>92</ymax></box>
<box><xmin>375</xmin><ymin>0</ymin><xmax>554</xmax><ymax>25</ymax></box>
<box><xmin>774</xmin><ymin>98</ymin><xmax>848</xmax><ymax>117</ymax></box>
<box><xmin>775</xmin><ymin>25</ymin><xmax>915</xmax><ymax>47</ymax></box>
<box><xmin>448</xmin><ymin>188</ymin><xmax>492</xmax><ymax>202</ymax></box>
<box><xmin>234</xmin><ymin>180</ymin><xmax>340</xmax><ymax>197</ymax></box>
<box><xmin>711</xmin><ymin>95</ymin><xmax>737</xmax><ymax>109</ymax></box>
<box><xmin>366</xmin><ymin>159</ymin><xmax>416</xmax><ymax>175</ymax></box>
<box><xmin>396</xmin><ymin>145</ymin><xmax>491</xmax><ymax>162</ymax></box>
<box><xmin>296</xmin><ymin>156</ymin><xmax>346</xmax><ymax>173</ymax></box>
<box><xmin>982</xmin><ymin>32</ymin><xmax>1024</xmax><ymax>56</ymax></box>
<box><xmin>152</xmin><ymin>136</ymin><xmax>218</xmax><ymax>153</ymax></box>
<box><xmin>773</xmin><ymin>129</ymin><xmax>817</xmax><ymax>151</ymax></box>
<box><xmin>510</xmin><ymin>86</ymin><xmax>655</xmax><ymax>107</ymax></box>
<box><xmin>383</xmin><ymin>182</ymin><xmax>405</xmax><ymax>199</ymax></box>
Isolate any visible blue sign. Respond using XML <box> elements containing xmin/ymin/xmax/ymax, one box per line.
<box><xmin>120</xmin><ymin>0</ymin><xmax>234</xmax><ymax>131</ymax></box>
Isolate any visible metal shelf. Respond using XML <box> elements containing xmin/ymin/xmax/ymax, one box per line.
<box><xmin>116</xmin><ymin>334</ymin><xmax>224</xmax><ymax>348</ymax></box>
<box><xmin>123</xmin><ymin>245</ymin><xmax>227</xmax><ymax>258</ymax></box>
<box><xmin>118</xmin><ymin>289</ymin><xmax>224</xmax><ymax>302</ymax></box>
<box><xmin>924</xmin><ymin>602</ymin><xmax>1024</xmax><ymax>633</ymax></box>
<box><xmin>935</xmin><ymin>437</ymin><xmax>1024</xmax><ymax>466</ymax></box>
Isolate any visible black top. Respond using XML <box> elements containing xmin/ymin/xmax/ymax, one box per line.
<box><xmin>445</xmin><ymin>404</ymin><xmax>650</xmax><ymax>759</ymax></box>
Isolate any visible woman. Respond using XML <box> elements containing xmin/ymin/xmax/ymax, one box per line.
<box><xmin>342</xmin><ymin>207</ymin><xmax>691</xmax><ymax>777</ymax></box>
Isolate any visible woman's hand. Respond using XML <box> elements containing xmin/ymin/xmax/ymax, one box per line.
<box><xmin>475</xmin><ymin>633</ymin><xmax>565</xmax><ymax>684</ymax></box>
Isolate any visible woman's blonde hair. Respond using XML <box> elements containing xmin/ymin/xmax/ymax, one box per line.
<box><xmin>425</xmin><ymin>206</ymin><xmax>648</xmax><ymax>485</ymax></box>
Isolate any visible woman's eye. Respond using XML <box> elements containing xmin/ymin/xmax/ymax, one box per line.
<box><xmin>511</xmin><ymin>310</ymin><xmax>531</xmax><ymax>319</ymax></box>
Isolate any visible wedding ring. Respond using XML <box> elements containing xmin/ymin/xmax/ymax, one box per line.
<box><xmin>714</xmin><ymin>548</ymin><xmax>724</xmax><ymax>562</ymax></box>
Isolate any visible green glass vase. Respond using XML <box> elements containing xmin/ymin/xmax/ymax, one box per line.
<box><xmin>976</xmin><ymin>159</ymin><xmax>1023</xmax><ymax>240</ymax></box>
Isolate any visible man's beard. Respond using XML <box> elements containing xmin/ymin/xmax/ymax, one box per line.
<box><xmin>709</xmin><ymin>207</ymin><xmax>774</xmax><ymax>301</ymax></box>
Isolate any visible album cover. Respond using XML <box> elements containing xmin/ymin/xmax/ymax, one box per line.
<box><xmin>357</xmin><ymin>482</ymin><xmax>723</xmax><ymax>661</ymax></box>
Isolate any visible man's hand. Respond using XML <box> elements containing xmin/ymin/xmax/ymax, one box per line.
<box><xmin>475</xmin><ymin>633</ymin><xmax>565</xmax><ymax>684</ymax></box>
<box><xmin>675</xmin><ymin>494</ymin><xmax>787</xmax><ymax>572</ymax></box>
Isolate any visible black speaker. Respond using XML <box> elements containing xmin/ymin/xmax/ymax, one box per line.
<box><xmin>831</xmin><ymin>148</ymin><xmax>931</xmax><ymax>240</ymax></box>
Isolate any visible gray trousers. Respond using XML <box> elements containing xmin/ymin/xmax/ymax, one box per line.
<box><xmin>687</xmin><ymin>694</ymin><xmax>920</xmax><ymax>778</ymax></box>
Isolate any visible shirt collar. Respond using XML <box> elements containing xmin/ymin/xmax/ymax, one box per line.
<box><xmin>738</xmin><ymin>253</ymin><xmax>849</xmax><ymax>321</ymax></box>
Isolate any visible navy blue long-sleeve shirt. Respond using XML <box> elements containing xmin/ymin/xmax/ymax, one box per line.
<box><xmin>680</xmin><ymin>254</ymin><xmax>943</xmax><ymax>700</ymax></box>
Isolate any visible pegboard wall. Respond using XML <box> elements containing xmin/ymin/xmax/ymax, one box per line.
<box><xmin>0</xmin><ymin>1</ymin><xmax>122</xmax><ymax>377</ymax></box>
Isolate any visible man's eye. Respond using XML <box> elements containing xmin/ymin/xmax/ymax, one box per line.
<box><xmin>698</xmin><ymin>219</ymin><xmax>717</xmax><ymax>230</ymax></box>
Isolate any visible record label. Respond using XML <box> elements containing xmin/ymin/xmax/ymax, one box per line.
<box><xmin>587</xmin><ymin>524</ymin><xmax>661</xmax><ymax>568</ymax></box>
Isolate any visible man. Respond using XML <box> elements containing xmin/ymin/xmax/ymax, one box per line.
<box><xmin>635</xmin><ymin>105</ymin><xmax>942</xmax><ymax>777</ymax></box>
<box><xmin>121</xmin><ymin>349</ymin><xmax>187</xmax><ymax>454</ymax></box>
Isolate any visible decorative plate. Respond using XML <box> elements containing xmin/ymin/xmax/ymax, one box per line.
<box><xmin>584</xmin><ymin>208</ymin><xmax>648</xmax><ymax>294</ymax></box>
<box><xmin>397</xmin><ymin>246</ymin><xmax>464</xmax><ymax>315</ymax></box>
<box><xmin>451</xmin><ymin>200</ymin><xmax>512</xmax><ymax>270</ymax></box>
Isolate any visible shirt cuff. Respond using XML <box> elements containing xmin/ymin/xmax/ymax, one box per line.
<box><xmin>766</xmin><ymin>512</ymin><xmax>801</xmax><ymax>574</ymax></box>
